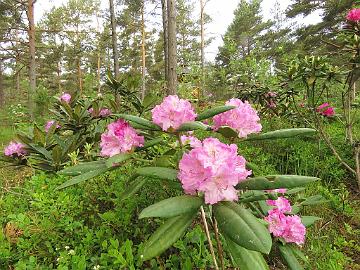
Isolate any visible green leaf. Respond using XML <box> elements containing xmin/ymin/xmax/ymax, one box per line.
<box><xmin>59</xmin><ymin>160</ymin><xmax>107</xmax><ymax>176</ymax></box>
<box><xmin>279</xmin><ymin>245</ymin><xmax>304</xmax><ymax>270</ymax></box>
<box><xmin>140</xmin><ymin>211</ymin><xmax>196</xmax><ymax>261</ymax></box>
<box><xmin>119</xmin><ymin>177</ymin><xmax>145</xmax><ymax>202</ymax></box>
<box><xmin>301</xmin><ymin>216</ymin><xmax>321</xmax><ymax>227</ymax></box>
<box><xmin>29</xmin><ymin>144</ymin><xmax>53</xmax><ymax>160</ymax></box>
<box><xmin>245</xmin><ymin>128</ymin><xmax>317</xmax><ymax>141</ymax></box>
<box><xmin>55</xmin><ymin>167</ymin><xmax>108</xmax><ymax>190</ymax></box>
<box><xmin>33</xmin><ymin>125</ymin><xmax>46</xmax><ymax>145</ymax></box>
<box><xmin>217</xmin><ymin>126</ymin><xmax>239</xmax><ymax>138</ymax></box>
<box><xmin>226</xmin><ymin>237</ymin><xmax>269</xmax><ymax>270</ymax></box>
<box><xmin>116</xmin><ymin>114</ymin><xmax>161</xmax><ymax>130</ymax></box>
<box><xmin>300</xmin><ymin>195</ymin><xmax>328</xmax><ymax>206</ymax></box>
<box><xmin>105</xmin><ymin>153</ymin><xmax>131</xmax><ymax>168</ymax></box>
<box><xmin>238</xmin><ymin>190</ymin><xmax>268</xmax><ymax>203</ymax></box>
<box><xmin>196</xmin><ymin>105</ymin><xmax>236</xmax><ymax>121</ymax></box>
<box><xmin>139</xmin><ymin>195</ymin><xmax>203</xmax><ymax>219</ymax></box>
<box><xmin>51</xmin><ymin>145</ymin><xmax>63</xmax><ymax>164</ymax></box>
<box><xmin>136</xmin><ymin>138</ymin><xmax>163</xmax><ymax>151</ymax></box>
<box><xmin>237</xmin><ymin>175</ymin><xmax>319</xmax><ymax>190</ymax></box>
<box><xmin>135</xmin><ymin>167</ymin><xmax>178</xmax><ymax>180</ymax></box>
<box><xmin>176</xmin><ymin>121</ymin><xmax>210</xmax><ymax>132</ymax></box>
<box><xmin>214</xmin><ymin>202</ymin><xmax>272</xmax><ymax>254</ymax></box>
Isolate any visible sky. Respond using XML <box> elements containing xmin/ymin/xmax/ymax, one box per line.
<box><xmin>35</xmin><ymin>0</ymin><xmax>322</xmax><ymax>61</ymax></box>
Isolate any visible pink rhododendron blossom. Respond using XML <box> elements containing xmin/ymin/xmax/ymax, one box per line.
<box><xmin>282</xmin><ymin>215</ymin><xmax>306</xmax><ymax>245</ymax></box>
<box><xmin>100</xmin><ymin>119</ymin><xmax>144</xmax><ymax>157</ymax></box>
<box><xmin>317</xmin><ymin>102</ymin><xmax>335</xmax><ymax>117</ymax></box>
<box><xmin>4</xmin><ymin>141</ymin><xmax>27</xmax><ymax>157</ymax></box>
<box><xmin>265</xmin><ymin>91</ymin><xmax>277</xmax><ymax>98</ymax></box>
<box><xmin>266</xmin><ymin>188</ymin><xmax>287</xmax><ymax>194</ymax></box>
<box><xmin>180</xmin><ymin>135</ymin><xmax>202</xmax><ymax>148</ymax></box>
<box><xmin>347</xmin><ymin>8</ymin><xmax>360</xmax><ymax>22</ymax></box>
<box><xmin>60</xmin><ymin>92</ymin><xmax>71</xmax><ymax>103</ymax></box>
<box><xmin>151</xmin><ymin>95</ymin><xmax>197</xmax><ymax>131</ymax></box>
<box><xmin>178</xmin><ymin>137</ymin><xmax>251</xmax><ymax>204</ymax></box>
<box><xmin>99</xmin><ymin>108</ymin><xmax>111</xmax><ymax>117</ymax></box>
<box><xmin>44</xmin><ymin>120</ymin><xmax>60</xmax><ymax>133</ymax></box>
<box><xmin>264</xmin><ymin>209</ymin><xmax>287</xmax><ymax>237</ymax></box>
<box><xmin>213</xmin><ymin>98</ymin><xmax>262</xmax><ymax>138</ymax></box>
<box><xmin>266</xmin><ymin>197</ymin><xmax>292</xmax><ymax>213</ymax></box>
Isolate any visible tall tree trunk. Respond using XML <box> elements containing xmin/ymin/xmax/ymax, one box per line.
<box><xmin>200</xmin><ymin>0</ymin><xmax>205</xmax><ymax>101</ymax></box>
<box><xmin>96</xmin><ymin>11</ymin><xmax>101</xmax><ymax>93</ymax></box>
<box><xmin>77</xmin><ymin>57</ymin><xmax>83</xmax><ymax>94</ymax></box>
<box><xmin>0</xmin><ymin>60</ymin><xmax>4</xmax><ymax>108</ymax></box>
<box><xmin>161</xmin><ymin>0</ymin><xmax>169</xmax><ymax>82</ymax></box>
<box><xmin>27</xmin><ymin>0</ymin><xmax>36</xmax><ymax>119</ymax></box>
<box><xmin>109</xmin><ymin>0</ymin><xmax>121</xmax><ymax>105</ymax></box>
<box><xmin>167</xmin><ymin>0</ymin><xmax>177</xmax><ymax>95</ymax></box>
<box><xmin>140</xmin><ymin>1</ymin><xmax>146</xmax><ymax>100</ymax></box>
<box><xmin>57</xmin><ymin>61</ymin><xmax>62</xmax><ymax>92</ymax></box>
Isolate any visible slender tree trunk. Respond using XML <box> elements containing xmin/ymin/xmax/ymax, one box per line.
<box><xmin>161</xmin><ymin>0</ymin><xmax>169</xmax><ymax>82</ymax></box>
<box><xmin>167</xmin><ymin>0</ymin><xmax>177</xmax><ymax>95</ymax></box>
<box><xmin>77</xmin><ymin>57</ymin><xmax>83</xmax><ymax>94</ymax></box>
<box><xmin>57</xmin><ymin>61</ymin><xmax>62</xmax><ymax>92</ymax></box>
<box><xmin>200</xmin><ymin>0</ymin><xmax>205</xmax><ymax>101</ymax></box>
<box><xmin>0</xmin><ymin>60</ymin><xmax>4</xmax><ymax>108</ymax></box>
<box><xmin>109</xmin><ymin>0</ymin><xmax>121</xmax><ymax>105</ymax></box>
<box><xmin>96</xmin><ymin>11</ymin><xmax>101</xmax><ymax>93</ymax></box>
<box><xmin>27</xmin><ymin>0</ymin><xmax>36</xmax><ymax>119</ymax></box>
<box><xmin>140</xmin><ymin>1</ymin><xmax>146</xmax><ymax>100</ymax></box>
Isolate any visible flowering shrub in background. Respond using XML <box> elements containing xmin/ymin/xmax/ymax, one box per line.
<box><xmin>151</xmin><ymin>95</ymin><xmax>197</xmax><ymax>131</ymax></box>
<box><xmin>4</xmin><ymin>141</ymin><xmax>27</xmax><ymax>157</ymax></box>
<box><xmin>100</xmin><ymin>119</ymin><xmax>144</xmax><ymax>157</ymax></box>
<box><xmin>44</xmin><ymin>120</ymin><xmax>61</xmax><ymax>133</ymax></box>
<box><xmin>60</xmin><ymin>92</ymin><xmax>72</xmax><ymax>103</ymax></box>
<box><xmin>213</xmin><ymin>98</ymin><xmax>262</xmax><ymax>138</ymax></box>
<box><xmin>316</xmin><ymin>102</ymin><xmax>335</xmax><ymax>117</ymax></box>
<box><xmin>347</xmin><ymin>8</ymin><xmax>360</xmax><ymax>22</ymax></box>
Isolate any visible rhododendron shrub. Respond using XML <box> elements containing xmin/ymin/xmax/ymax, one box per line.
<box><xmin>60</xmin><ymin>92</ymin><xmax>71</xmax><ymax>103</ymax></box>
<box><xmin>347</xmin><ymin>8</ymin><xmax>360</xmax><ymax>22</ymax></box>
<box><xmin>53</xmin><ymin>94</ymin><xmax>321</xmax><ymax>269</ymax></box>
<box><xmin>4</xmin><ymin>141</ymin><xmax>27</xmax><ymax>157</ymax></box>
<box><xmin>317</xmin><ymin>102</ymin><xmax>335</xmax><ymax>117</ymax></box>
<box><xmin>44</xmin><ymin>120</ymin><xmax>61</xmax><ymax>133</ymax></box>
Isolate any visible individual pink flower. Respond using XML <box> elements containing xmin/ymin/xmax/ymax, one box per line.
<box><xmin>60</xmin><ymin>92</ymin><xmax>71</xmax><ymax>103</ymax></box>
<box><xmin>180</xmin><ymin>135</ymin><xmax>202</xmax><ymax>148</ymax></box>
<box><xmin>100</xmin><ymin>119</ymin><xmax>144</xmax><ymax>157</ymax></box>
<box><xmin>151</xmin><ymin>95</ymin><xmax>197</xmax><ymax>131</ymax></box>
<box><xmin>44</xmin><ymin>120</ymin><xmax>60</xmax><ymax>133</ymax></box>
<box><xmin>99</xmin><ymin>108</ymin><xmax>111</xmax><ymax>117</ymax></box>
<box><xmin>265</xmin><ymin>91</ymin><xmax>277</xmax><ymax>98</ymax></box>
<box><xmin>282</xmin><ymin>215</ymin><xmax>306</xmax><ymax>245</ymax></box>
<box><xmin>347</xmin><ymin>8</ymin><xmax>360</xmax><ymax>22</ymax></box>
<box><xmin>264</xmin><ymin>209</ymin><xmax>287</xmax><ymax>237</ymax></box>
<box><xmin>266</xmin><ymin>197</ymin><xmax>292</xmax><ymax>213</ymax></box>
<box><xmin>178</xmin><ymin>137</ymin><xmax>251</xmax><ymax>204</ymax></box>
<box><xmin>4</xmin><ymin>141</ymin><xmax>27</xmax><ymax>157</ymax></box>
<box><xmin>317</xmin><ymin>102</ymin><xmax>335</xmax><ymax>117</ymax></box>
<box><xmin>213</xmin><ymin>98</ymin><xmax>262</xmax><ymax>138</ymax></box>
<box><xmin>266</xmin><ymin>188</ymin><xmax>287</xmax><ymax>194</ymax></box>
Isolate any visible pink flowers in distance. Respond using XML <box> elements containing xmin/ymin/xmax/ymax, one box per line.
<box><xmin>44</xmin><ymin>120</ymin><xmax>60</xmax><ymax>133</ymax></box>
<box><xmin>60</xmin><ymin>92</ymin><xmax>71</xmax><ymax>103</ymax></box>
<box><xmin>347</xmin><ymin>8</ymin><xmax>360</xmax><ymax>22</ymax></box>
<box><xmin>213</xmin><ymin>98</ymin><xmax>262</xmax><ymax>138</ymax></box>
<box><xmin>178</xmin><ymin>138</ymin><xmax>251</xmax><ymax>204</ymax></box>
<box><xmin>4</xmin><ymin>141</ymin><xmax>27</xmax><ymax>157</ymax></box>
<box><xmin>317</xmin><ymin>102</ymin><xmax>335</xmax><ymax>117</ymax></box>
<box><xmin>100</xmin><ymin>119</ymin><xmax>144</xmax><ymax>157</ymax></box>
<box><xmin>265</xmin><ymin>197</ymin><xmax>306</xmax><ymax>245</ymax></box>
<box><xmin>151</xmin><ymin>95</ymin><xmax>197</xmax><ymax>131</ymax></box>
<box><xmin>88</xmin><ymin>107</ymin><xmax>112</xmax><ymax>118</ymax></box>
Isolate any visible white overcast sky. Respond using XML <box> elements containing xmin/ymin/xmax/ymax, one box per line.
<box><xmin>35</xmin><ymin>0</ymin><xmax>322</xmax><ymax>61</ymax></box>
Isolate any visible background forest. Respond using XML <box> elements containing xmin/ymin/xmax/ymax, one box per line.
<box><xmin>0</xmin><ymin>0</ymin><xmax>360</xmax><ymax>269</ymax></box>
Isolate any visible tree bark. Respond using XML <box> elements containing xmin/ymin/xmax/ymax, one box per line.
<box><xmin>27</xmin><ymin>0</ymin><xmax>36</xmax><ymax>119</ymax></box>
<box><xmin>0</xmin><ymin>60</ymin><xmax>4</xmax><ymax>108</ymax></box>
<box><xmin>109</xmin><ymin>0</ymin><xmax>121</xmax><ymax>105</ymax></box>
<box><xmin>200</xmin><ymin>0</ymin><xmax>205</xmax><ymax>101</ymax></box>
<box><xmin>166</xmin><ymin>0</ymin><xmax>177</xmax><ymax>95</ymax></box>
<box><xmin>161</xmin><ymin>0</ymin><xmax>169</xmax><ymax>82</ymax></box>
<box><xmin>140</xmin><ymin>1</ymin><xmax>146</xmax><ymax>100</ymax></box>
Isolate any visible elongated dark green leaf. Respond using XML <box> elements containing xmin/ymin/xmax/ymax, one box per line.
<box><xmin>29</xmin><ymin>144</ymin><xmax>52</xmax><ymax>160</ymax></box>
<box><xmin>51</xmin><ymin>145</ymin><xmax>62</xmax><ymax>164</ymax></box>
<box><xmin>226</xmin><ymin>237</ymin><xmax>269</xmax><ymax>270</ymax></box>
<box><xmin>116</xmin><ymin>114</ymin><xmax>161</xmax><ymax>130</ymax></box>
<box><xmin>196</xmin><ymin>105</ymin><xmax>236</xmax><ymax>121</ymax></box>
<box><xmin>136</xmin><ymin>137</ymin><xmax>163</xmax><ymax>151</ymax></box>
<box><xmin>237</xmin><ymin>175</ymin><xmax>319</xmax><ymax>190</ymax></box>
<box><xmin>59</xmin><ymin>160</ymin><xmax>107</xmax><ymax>176</ymax></box>
<box><xmin>139</xmin><ymin>195</ymin><xmax>203</xmax><ymax>218</ymax></box>
<box><xmin>301</xmin><ymin>216</ymin><xmax>321</xmax><ymax>227</ymax></box>
<box><xmin>238</xmin><ymin>190</ymin><xmax>267</xmax><ymax>203</ymax></box>
<box><xmin>245</xmin><ymin>128</ymin><xmax>317</xmax><ymax>141</ymax></box>
<box><xmin>214</xmin><ymin>202</ymin><xmax>272</xmax><ymax>254</ymax></box>
<box><xmin>140</xmin><ymin>211</ymin><xmax>196</xmax><ymax>261</ymax></box>
<box><xmin>119</xmin><ymin>177</ymin><xmax>145</xmax><ymax>202</ymax></box>
<box><xmin>33</xmin><ymin>125</ymin><xmax>45</xmax><ymax>145</ymax></box>
<box><xmin>279</xmin><ymin>245</ymin><xmax>304</xmax><ymax>270</ymax></box>
<box><xmin>55</xmin><ymin>167</ymin><xmax>108</xmax><ymax>190</ymax></box>
<box><xmin>135</xmin><ymin>167</ymin><xmax>178</xmax><ymax>180</ymax></box>
<box><xmin>217</xmin><ymin>126</ymin><xmax>239</xmax><ymax>138</ymax></box>
<box><xmin>300</xmin><ymin>195</ymin><xmax>328</xmax><ymax>206</ymax></box>
<box><xmin>176</xmin><ymin>121</ymin><xmax>210</xmax><ymax>132</ymax></box>
<box><xmin>16</xmin><ymin>133</ymin><xmax>33</xmax><ymax>144</ymax></box>
<box><xmin>105</xmin><ymin>153</ymin><xmax>131</xmax><ymax>168</ymax></box>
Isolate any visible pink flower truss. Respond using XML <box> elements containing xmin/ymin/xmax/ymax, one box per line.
<box><xmin>317</xmin><ymin>102</ymin><xmax>335</xmax><ymax>117</ymax></box>
<box><xmin>266</xmin><ymin>197</ymin><xmax>292</xmax><ymax>213</ymax></box>
<box><xmin>100</xmin><ymin>119</ymin><xmax>144</xmax><ymax>157</ymax></box>
<box><xmin>347</xmin><ymin>8</ymin><xmax>360</xmax><ymax>22</ymax></box>
<box><xmin>151</xmin><ymin>95</ymin><xmax>197</xmax><ymax>131</ymax></box>
<box><xmin>213</xmin><ymin>98</ymin><xmax>262</xmax><ymax>138</ymax></box>
<box><xmin>4</xmin><ymin>141</ymin><xmax>27</xmax><ymax>157</ymax></box>
<box><xmin>60</xmin><ymin>92</ymin><xmax>71</xmax><ymax>103</ymax></box>
<box><xmin>180</xmin><ymin>135</ymin><xmax>202</xmax><ymax>148</ymax></box>
<box><xmin>99</xmin><ymin>108</ymin><xmax>111</xmax><ymax>117</ymax></box>
<box><xmin>264</xmin><ymin>196</ymin><xmax>306</xmax><ymax>245</ymax></box>
<box><xmin>178</xmin><ymin>137</ymin><xmax>251</xmax><ymax>204</ymax></box>
<box><xmin>44</xmin><ymin>120</ymin><xmax>60</xmax><ymax>133</ymax></box>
